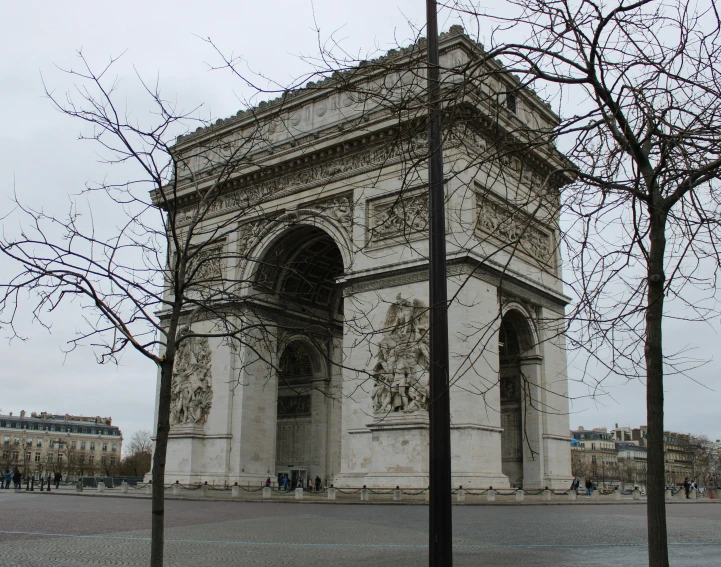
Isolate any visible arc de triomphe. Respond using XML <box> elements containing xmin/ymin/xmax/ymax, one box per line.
<box><xmin>152</xmin><ymin>26</ymin><xmax>573</xmax><ymax>490</ymax></box>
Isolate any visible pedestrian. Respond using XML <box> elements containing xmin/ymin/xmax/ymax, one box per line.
<box><xmin>307</xmin><ymin>477</ymin><xmax>313</xmax><ymax>492</ymax></box>
<box><xmin>54</xmin><ymin>471</ymin><xmax>62</xmax><ymax>490</ymax></box>
<box><xmin>13</xmin><ymin>468</ymin><xmax>21</xmax><ymax>489</ymax></box>
<box><xmin>265</xmin><ymin>477</ymin><xmax>271</xmax><ymax>487</ymax></box>
<box><xmin>3</xmin><ymin>469</ymin><xmax>11</xmax><ymax>489</ymax></box>
<box><xmin>684</xmin><ymin>477</ymin><xmax>691</xmax><ymax>499</ymax></box>
<box><xmin>283</xmin><ymin>475</ymin><xmax>289</xmax><ymax>491</ymax></box>
<box><xmin>315</xmin><ymin>475</ymin><xmax>322</xmax><ymax>492</ymax></box>
<box><xmin>585</xmin><ymin>479</ymin><xmax>593</xmax><ymax>498</ymax></box>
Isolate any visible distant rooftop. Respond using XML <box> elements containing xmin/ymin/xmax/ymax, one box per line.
<box><xmin>1</xmin><ymin>411</ymin><xmax>116</xmax><ymax>428</ymax></box>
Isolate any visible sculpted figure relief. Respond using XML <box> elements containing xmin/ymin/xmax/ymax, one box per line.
<box><xmin>170</xmin><ymin>336</ymin><xmax>214</xmax><ymax>426</ymax></box>
<box><xmin>370</xmin><ymin>294</ymin><xmax>430</xmax><ymax>414</ymax></box>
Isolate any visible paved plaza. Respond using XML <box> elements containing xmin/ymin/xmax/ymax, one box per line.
<box><xmin>0</xmin><ymin>491</ymin><xmax>718</xmax><ymax>566</ymax></box>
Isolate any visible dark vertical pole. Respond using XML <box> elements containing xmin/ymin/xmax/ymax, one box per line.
<box><xmin>426</xmin><ymin>2</ymin><xmax>453</xmax><ymax>566</ymax></box>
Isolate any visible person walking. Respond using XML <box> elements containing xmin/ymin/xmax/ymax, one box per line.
<box><xmin>3</xmin><ymin>469</ymin><xmax>11</xmax><ymax>489</ymax></box>
<box><xmin>315</xmin><ymin>475</ymin><xmax>322</xmax><ymax>492</ymax></box>
<box><xmin>265</xmin><ymin>477</ymin><xmax>271</xmax><ymax>488</ymax></box>
<box><xmin>585</xmin><ymin>479</ymin><xmax>593</xmax><ymax>498</ymax></box>
<box><xmin>12</xmin><ymin>468</ymin><xmax>21</xmax><ymax>489</ymax></box>
<box><xmin>54</xmin><ymin>471</ymin><xmax>62</xmax><ymax>490</ymax></box>
<box><xmin>684</xmin><ymin>477</ymin><xmax>691</xmax><ymax>499</ymax></box>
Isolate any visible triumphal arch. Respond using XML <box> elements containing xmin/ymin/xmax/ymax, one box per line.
<box><xmin>155</xmin><ymin>27</ymin><xmax>573</xmax><ymax>489</ymax></box>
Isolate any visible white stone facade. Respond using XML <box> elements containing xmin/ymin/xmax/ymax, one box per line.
<box><xmin>153</xmin><ymin>27</ymin><xmax>573</xmax><ymax>490</ymax></box>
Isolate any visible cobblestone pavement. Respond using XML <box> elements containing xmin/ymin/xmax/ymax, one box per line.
<box><xmin>0</xmin><ymin>491</ymin><xmax>718</xmax><ymax>566</ymax></box>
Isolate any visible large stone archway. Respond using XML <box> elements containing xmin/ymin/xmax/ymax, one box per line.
<box><xmin>156</xmin><ymin>29</ymin><xmax>574</xmax><ymax>489</ymax></box>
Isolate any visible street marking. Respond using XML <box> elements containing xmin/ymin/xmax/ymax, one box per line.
<box><xmin>0</xmin><ymin>531</ymin><xmax>717</xmax><ymax>549</ymax></box>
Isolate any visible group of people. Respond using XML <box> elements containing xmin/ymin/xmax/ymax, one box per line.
<box><xmin>272</xmin><ymin>474</ymin><xmax>323</xmax><ymax>492</ymax></box>
<box><xmin>570</xmin><ymin>477</ymin><xmax>595</xmax><ymax>498</ymax></box>
<box><xmin>3</xmin><ymin>469</ymin><xmax>63</xmax><ymax>489</ymax></box>
<box><xmin>683</xmin><ymin>477</ymin><xmax>700</xmax><ymax>498</ymax></box>
<box><xmin>3</xmin><ymin>468</ymin><xmax>21</xmax><ymax>489</ymax></box>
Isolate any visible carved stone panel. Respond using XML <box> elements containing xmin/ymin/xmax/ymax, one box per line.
<box><xmin>369</xmin><ymin>294</ymin><xmax>430</xmax><ymax>414</ymax></box>
<box><xmin>475</xmin><ymin>191</ymin><xmax>554</xmax><ymax>267</ymax></box>
<box><xmin>367</xmin><ymin>190</ymin><xmax>428</xmax><ymax>246</ymax></box>
<box><xmin>170</xmin><ymin>336</ymin><xmax>214</xmax><ymax>427</ymax></box>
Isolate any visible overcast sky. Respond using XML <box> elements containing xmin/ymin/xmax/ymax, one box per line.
<box><xmin>1</xmin><ymin>1</ymin><xmax>719</xmax><ymax>450</ymax></box>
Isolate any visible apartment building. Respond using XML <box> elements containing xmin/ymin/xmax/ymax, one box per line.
<box><xmin>1</xmin><ymin>410</ymin><xmax>123</xmax><ymax>479</ymax></box>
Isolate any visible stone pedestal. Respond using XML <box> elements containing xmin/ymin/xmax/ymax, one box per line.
<box><xmin>690</xmin><ymin>489</ymin><xmax>697</xmax><ymax>500</ymax></box>
<box><xmin>232</xmin><ymin>485</ymin><xmax>241</xmax><ymax>498</ymax></box>
<box><xmin>262</xmin><ymin>487</ymin><xmax>271</xmax><ymax>499</ymax></box>
<box><xmin>75</xmin><ymin>481</ymin><xmax>83</xmax><ymax>493</ymax></box>
<box><xmin>145</xmin><ymin>483</ymin><xmax>152</xmax><ymax>495</ymax></box>
<box><xmin>516</xmin><ymin>489</ymin><xmax>524</xmax><ymax>502</ymax></box>
<box><xmin>393</xmin><ymin>488</ymin><xmax>401</xmax><ymax>501</ymax></box>
<box><xmin>201</xmin><ymin>484</ymin><xmax>209</xmax><ymax>497</ymax></box>
<box><xmin>327</xmin><ymin>487</ymin><xmax>337</xmax><ymax>500</ymax></box>
<box><xmin>97</xmin><ymin>481</ymin><xmax>106</xmax><ymax>493</ymax></box>
<box><xmin>633</xmin><ymin>488</ymin><xmax>640</xmax><ymax>500</ymax></box>
<box><xmin>612</xmin><ymin>489</ymin><xmax>621</xmax><ymax>500</ymax></box>
<box><xmin>172</xmin><ymin>483</ymin><xmax>180</xmax><ymax>496</ymax></box>
<box><xmin>568</xmin><ymin>490</ymin><xmax>576</xmax><ymax>501</ymax></box>
<box><xmin>665</xmin><ymin>488</ymin><xmax>673</xmax><ymax>500</ymax></box>
<box><xmin>457</xmin><ymin>488</ymin><xmax>465</xmax><ymax>503</ymax></box>
<box><xmin>295</xmin><ymin>488</ymin><xmax>304</xmax><ymax>500</ymax></box>
<box><xmin>121</xmin><ymin>481</ymin><xmax>128</xmax><ymax>494</ymax></box>
<box><xmin>591</xmin><ymin>489</ymin><xmax>599</xmax><ymax>500</ymax></box>
<box><xmin>487</xmin><ymin>489</ymin><xmax>496</xmax><ymax>502</ymax></box>
<box><xmin>542</xmin><ymin>488</ymin><xmax>551</xmax><ymax>501</ymax></box>
<box><xmin>357</xmin><ymin>415</ymin><xmax>429</xmax><ymax>488</ymax></box>
<box><xmin>360</xmin><ymin>487</ymin><xmax>369</xmax><ymax>501</ymax></box>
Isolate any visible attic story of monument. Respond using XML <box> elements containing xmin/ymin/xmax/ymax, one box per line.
<box><xmin>150</xmin><ymin>26</ymin><xmax>574</xmax><ymax>489</ymax></box>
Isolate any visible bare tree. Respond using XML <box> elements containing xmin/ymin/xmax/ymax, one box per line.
<box><xmin>118</xmin><ymin>430</ymin><xmax>153</xmax><ymax>477</ymax></box>
<box><xmin>449</xmin><ymin>1</ymin><xmax>721</xmax><ymax>564</ymax></box>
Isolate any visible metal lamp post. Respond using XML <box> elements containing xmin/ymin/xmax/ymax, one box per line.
<box><xmin>426</xmin><ymin>1</ymin><xmax>453</xmax><ymax>565</ymax></box>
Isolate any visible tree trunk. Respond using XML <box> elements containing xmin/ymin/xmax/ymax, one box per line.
<box><xmin>645</xmin><ymin>206</ymin><xmax>669</xmax><ymax>567</ymax></box>
<box><xmin>150</xmin><ymin>359</ymin><xmax>174</xmax><ymax>567</ymax></box>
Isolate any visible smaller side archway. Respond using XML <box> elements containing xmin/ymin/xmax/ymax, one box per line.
<box><xmin>498</xmin><ymin>308</ymin><xmax>537</xmax><ymax>488</ymax></box>
<box><xmin>274</xmin><ymin>339</ymin><xmax>331</xmax><ymax>491</ymax></box>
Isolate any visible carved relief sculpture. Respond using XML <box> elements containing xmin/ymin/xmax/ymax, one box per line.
<box><xmin>369</xmin><ymin>192</ymin><xmax>428</xmax><ymax>244</ymax></box>
<box><xmin>169</xmin><ymin>336</ymin><xmax>214</xmax><ymax>427</ymax></box>
<box><xmin>369</xmin><ymin>294</ymin><xmax>430</xmax><ymax>414</ymax></box>
<box><xmin>476</xmin><ymin>192</ymin><xmax>554</xmax><ymax>266</ymax></box>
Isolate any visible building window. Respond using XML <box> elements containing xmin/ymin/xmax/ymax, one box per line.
<box><xmin>49</xmin><ymin>440</ymin><xmax>55</xmax><ymax>448</ymax></box>
<box><xmin>505</xmin><ymin>92</ymin><xmax>517</xmax><ymax>114</ymax></box>
<box><xmin>71</xmin><ymin>441</ymin><xmax>77</xmax><ymax>450</ymax></box>
<box><xmin>90</xmin><ymin>442</ymin><xmax>95</xmax><ymax>451</ymax></box>
<box><xmin>81</xmin><ymin>442</ymin><xmax>86</xmax><ymax>450</ymax></box>
<box><xmin>591</xmin><ymin>443</ymin><xmax>596</xmax><ymax>450</ymax></box>
<box><xmin>12</xmin><ymin>451</ymin><xmax>19</xmax><ymax>461</ymax></box>
<box><xmin>89</xmin><ymin>455</ymin><xmax>94</xmax><ymax>464</ymax></box>
<box><xmin>592</xmin><ymin>456</ymin><xmax>597</xmax><ymax>464</ymax></box>
<box><xmin>110</xmin><ymin>456</ymin><xmax>116</xmax><ymax>465</ymax></box>
<box><xmin>36</xmin><ymin>439</ymin><xmax>42</xmax><ymax>447</ymax></box>
<box><xmin>26</xmin><ymin>438</ymin><xmax>32</xmax><ymax>446</ymax></box>
<box><xmin>101</xmin><ymin>456</ymin><xmax>107</xmax><ymax>465</ymax></box>
<box><xmin>3</xmin><ymin>436</ymin><xmax>8</xmax><ymax>445</ymax></box>
<box><xmin>14</xmin><ymin>438</ymin><xmax>20</xmax><ymax>445</ymax></box>
<box><xmin>102</xmin><ymin>443</ymin><xmax>107</xmax><ymax>452</ymax></box>
<box><xmin>25</xmin><ymin>452</ymin><xmax>31</xmax><ymax>462</ymax></box>
<box><xmin>111</xmin><ymin>444</ymin><xmax>117</xmax><ymax>453</ymax></box>
<box><xmin>82</xmin><ymin>428</ymin><xmax>88</xmax><ymax>434</ymax></box>
<box><xmin>34</xmin><ymin>452</ymin><xmax>41</xmax><ymax>462</ymax></box>
<box><xmin>46</xmin><ymin>452</ymin><xmax>53</xmax><ymax>462</ymax></box>
<box><xmin>58</xmin><ymin>442</ymin><xmax>64</xmax><ymax>449</ymax></box>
